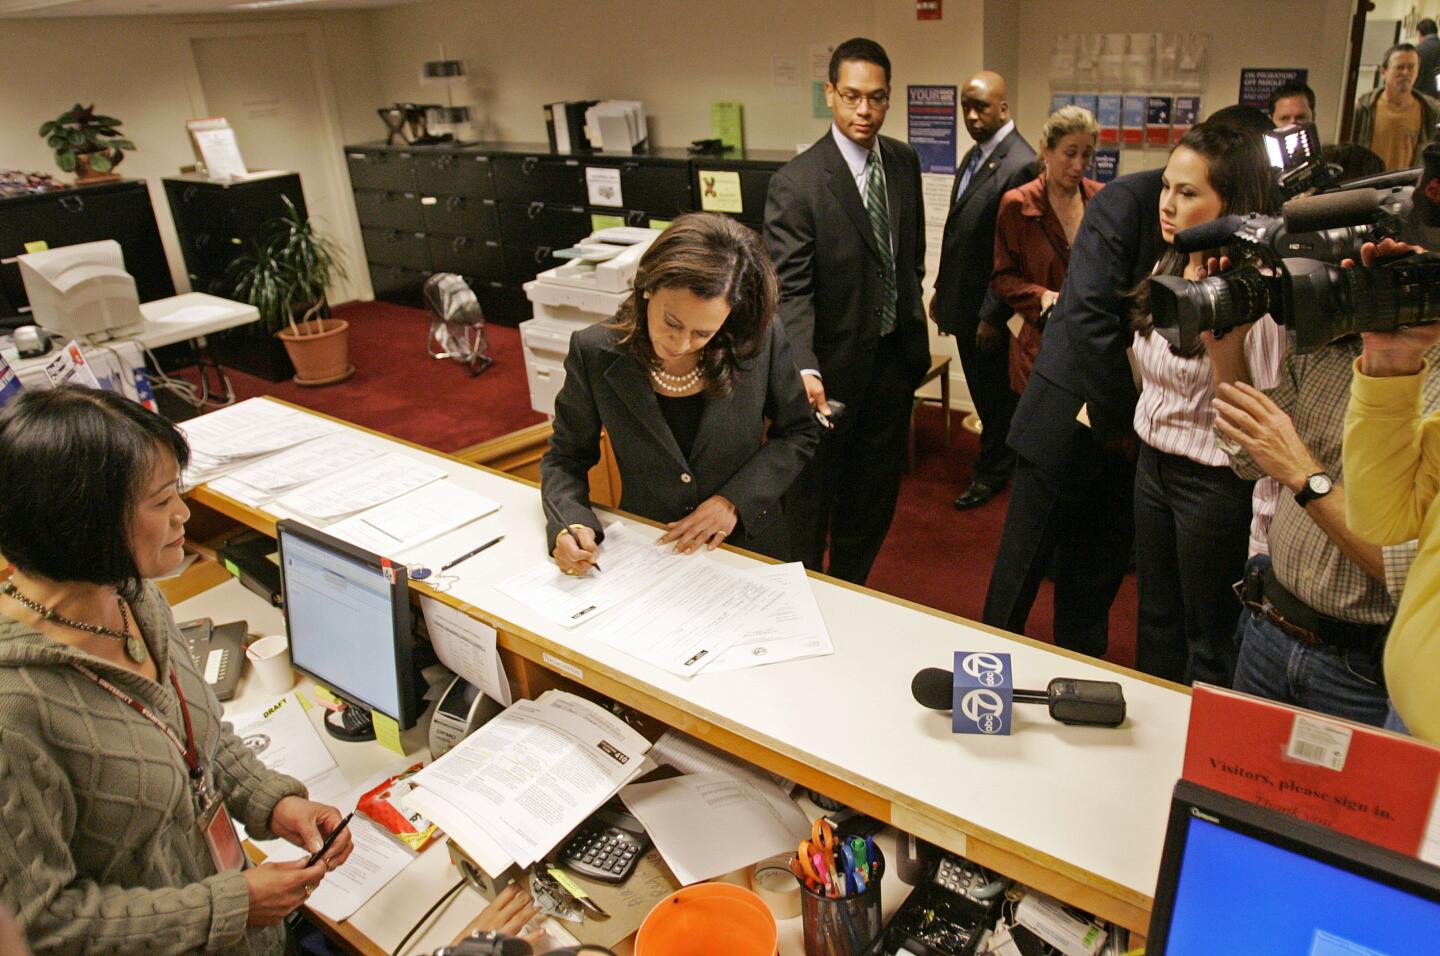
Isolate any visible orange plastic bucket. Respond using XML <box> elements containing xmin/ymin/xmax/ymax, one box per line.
<box><xmin>635</xmin><ymin>882</ymin><xmax>778</xmax><ymax>956</ymax></box>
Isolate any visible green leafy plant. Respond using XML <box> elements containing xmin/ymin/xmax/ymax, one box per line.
<box><xmin>227</xmin><ymin>196</ymin><xmax>347</xmax><ymax>337</ymax></box>
<box><xmin>38</xmin><ymin>104</ymin><xmax>135</xmax><ymax>174</ymax></box>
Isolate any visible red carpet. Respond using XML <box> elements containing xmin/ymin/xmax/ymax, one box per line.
<box><xmin>215</xmin><ymin>301</ymin><xmax>1137</xmax><ymax>666</ymax></box>
<box><xmin>221</xmin><ymin>300</ymin><xmax>547</xmax><ymax>452</ymax></box>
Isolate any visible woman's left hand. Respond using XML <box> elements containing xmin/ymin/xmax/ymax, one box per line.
<box><xmin>269</xmin><ymin>796</ymin><xmax>354</xmax><ymax>869</ymax></box>
<box><xmin>659</xmin><ymin>496</ymin><xmax>738</xmax><ymax>554</ymax></box>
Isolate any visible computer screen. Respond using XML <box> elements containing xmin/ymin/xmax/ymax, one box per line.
<box><xmin>1148</xmin><ymin>781</ymin><xmax>1440</xmax><ymax>955</ymax></box>
<box><xmin>16</xmin><ymin>240</ymin><xmax>142</xmax><ymax>340</ymax></box>
<box><xmin>276</xmin><ymin>519</ymin><xmax>420</xmax><ymax>728</ymax></box>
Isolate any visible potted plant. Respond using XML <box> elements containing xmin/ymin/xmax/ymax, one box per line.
<box><xmin>228</xmin><ymin>197</ymin><xmax>353</xmax><ymax>386</ymax></box>
<box><xmin>39</xmin><ymin>104</ymin><xmax>135</xmax><ymax>185</ymax></box>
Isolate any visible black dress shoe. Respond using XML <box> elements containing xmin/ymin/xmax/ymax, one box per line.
<box><xmin>953</xmin><ymin>480</ymin><xmax>1002</xmax><ymax>510</ymax></box>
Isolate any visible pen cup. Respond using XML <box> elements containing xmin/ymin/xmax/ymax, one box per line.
<box><xmin>798</xmin><ymin>846</ymin><xmax>883</xmax><ymax>956</ymax></box>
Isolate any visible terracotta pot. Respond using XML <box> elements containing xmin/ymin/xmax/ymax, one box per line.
<box><xmin>73</xmin><ymin>154</ymin><xmax>120</xmax><ymax>185</ymax></box>
<box><xmin>276</xmin><ymin>318</ymin><xmax>353</xmax><ymax>386</ymax></box>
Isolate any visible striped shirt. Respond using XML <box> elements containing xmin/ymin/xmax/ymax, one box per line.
<box><xmin>1225</xmin><ymin>336</ymin><xmax>1436</xmax><ymax>623</ymax></box>
<box><xmin>1132</xmin><ymin>315</ymin><xmax>1287</xmax><ymax>466</ymax></box>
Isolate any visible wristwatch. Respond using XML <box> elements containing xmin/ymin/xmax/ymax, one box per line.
<box><xmin>1294</xmin><ymin>471</ymin><xmax>1334</xmax><ymax>508</ymax></box>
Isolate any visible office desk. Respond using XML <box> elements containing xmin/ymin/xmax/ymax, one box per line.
<box><xmin>187</xmin><ymin>398</ymin><xmax>1191</xmax><ymax>942</ymax></box>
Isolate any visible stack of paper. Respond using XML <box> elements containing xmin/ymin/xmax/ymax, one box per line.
<box><xmin>206</xmin><ymin>433</ymin><xmax>380</xmax><ymax>506</ymax></box>
<box><xmin>179</xmin><ymin>399</ymin><xmax>341</xmax><ymax>487</ymax></box>
<box><xmin>275</xmin><ymin>453</ymin><xmax>446</xmax><ymax>523</ymax></box>
<box><xmin>403</xmin><ymin>691</ymin><xmax>651</xmax><ymax>877</ymax></box>
<box><xmin>326</xmin><ymin>482</ymin><xmax>500</xmax><ymax>555</ymax></box>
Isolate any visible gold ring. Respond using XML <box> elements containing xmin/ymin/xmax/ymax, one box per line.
<box><xmin>305</xmin><ymin>885</ymin><xmax>314</xmax><ymax>897</ymax></box>
<box><xmin>563</xmin><ymin>568</ymin><xmax>577</xmax><ymax>576</ymax></box>
<box><xmin>716</xmin><ymin>531</ymin><xmax>727</xmax><ymax>537</ymax></box>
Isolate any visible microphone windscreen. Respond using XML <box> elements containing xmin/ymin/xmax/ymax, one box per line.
<box><xmin>1414</xmin><ymin>143</ymin><xmax>1440</xmax><ymax>227</ymax></box>
<box><xmin>1283</xmin><ymin>188</ymin><xmax>1382</xmax><ymax>233</ymax></box>
<box><xmin>911</xmin><ymin>667</ymin><xmax>954</xmax><ymax>710</ymax></box>
<box><xmin>1172</xmin><ymin>215</ymin><xmax>1244</xmax><ymax>254</ymax></box>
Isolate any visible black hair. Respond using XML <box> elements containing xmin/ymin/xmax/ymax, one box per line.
<box><xmin>1419</xmin><ymin>18</ymin><xmax>1437</xmax><ymax>37</ymax></box>
<box><xmin>1383</xmin><ymin>42</ymin><xmax>1420</xmax><ymax>71</ymax></box>
<box><xmin>1267</xmin><ymin>80</ymin><xmax>1317</xmax><ymax>115</ymax></box>
<box><xmin>1320</xmin><ymin>143</ymin><xmax>1385</xmax><ymax>182</ymax></box>
<box><xmin>0</xmin><ymin>387</ymin><xmax>190</xmax><ymax>600</ymax></box>
<box><xmin>610</xmin><ymin>213</ymin><xmax>777</xmax><ymax>398</ymax></box>
<box><xmin>828</xmin><ymin>37</ymin><xmax>891</xmax><ymax>86</ymax></box>
<box><xmin>1203</xmin><ymin>104</ymin><xmax>1275</xmax><ymax>139</ymax></box>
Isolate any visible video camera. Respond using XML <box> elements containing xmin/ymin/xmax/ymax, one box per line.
<box><xmin>1146</xmin><ymin>141</ymin><xmax>1440</xmax><ymax>354</ymax></box>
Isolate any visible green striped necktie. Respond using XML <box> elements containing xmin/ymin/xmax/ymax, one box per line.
<box><xmin>865</xmin><ymin>150</ymin><xmax>898</xmax><ymax>336</ymax></box>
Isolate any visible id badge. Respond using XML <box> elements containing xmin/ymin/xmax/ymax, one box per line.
<box><xmin>197</xmin><ymin>787</ymin><xmax>246</xmax><ymax>873</ymax></box>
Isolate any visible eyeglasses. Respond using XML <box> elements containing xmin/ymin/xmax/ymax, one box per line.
<box><xmin>836</xmin><ymin>90</ymin><xmax>890</xmax><ymax>108</ymax></box>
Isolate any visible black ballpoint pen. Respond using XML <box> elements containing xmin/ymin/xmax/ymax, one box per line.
<box><xmin>439</xmin><ymin>534</ymin><xmax>505</xmax><ymax>572</ymax></box>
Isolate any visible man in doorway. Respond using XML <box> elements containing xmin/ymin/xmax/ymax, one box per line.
<box><xmin>1416</xmin><ymin>18</ymin><xmax>1440</xmax><ymax>96</ymax></box>
<box><xmin>1351</xmin><ymin>43</ymin><xmax>1440</xmax><ymax>170</ymax></box>
<box><xmin>1268</xmin><ymin>79</ymin><xmax>1316</xmax><ymax>129</ymax></box>
<box><xmin>764</xmin><ymin>38</ymin><xmax>930</xmax><ymax>585</ymax></box>
<box><xmin>932</xmin><ymin>71</ymin><xmax>1035</xmax><ymax>510</ymax></box>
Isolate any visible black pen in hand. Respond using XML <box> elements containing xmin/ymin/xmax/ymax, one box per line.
<box><xmin>305</xmin><ymin>811</ymin><xmax>354</xmax><ymax>868</ymax></box>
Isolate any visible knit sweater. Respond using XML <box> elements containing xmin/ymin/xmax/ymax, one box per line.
<box><xmin>0</xmin><ymin>583</ymin><xmax>306</xmax><ymax>955</ymax></box>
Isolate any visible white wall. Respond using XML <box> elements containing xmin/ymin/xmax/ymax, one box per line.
<box><xmin>0</xmin><ymin>12</ymin><xmax>380</xmax><ymax>299</ymax></box>
<box><xmin>1013</xmin><ymin>0</ymin><xmax>1355</xmax><ymax>176</ymax></box>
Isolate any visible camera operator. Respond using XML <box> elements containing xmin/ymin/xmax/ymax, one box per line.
<box><xmin>1207</xmin><ymin>237</ymin><xmax>1437</xmax><ymax>727</ymax></box>
<box><xmin>1128</xmin><ymin>122</ymin><xmax>1284</xmax><ymax>687</ymax></box>
<box><xmin>1343</xmin><ymin>256</ymin><xmax>1440</xmax><ymax>742</ymax></box>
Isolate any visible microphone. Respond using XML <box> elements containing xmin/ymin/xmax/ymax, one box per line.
<box><xmin>1282</xmin><ymin>188</ymin><xmax>1386</xmax><ymax>233</ymax></box>
<box><xmin>1172</xmin><ymin>215</ymin><xmax>1246</xmax><ymax>254</ymax></box>
<box><xmin>911</xmin><ymin>665</ymin><xmax>1127</xmax><ymax>728</ymax></box>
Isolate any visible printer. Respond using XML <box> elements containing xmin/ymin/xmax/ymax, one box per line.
<box><xmin>521</xmin><ymin>226</ymin><xmax>660</xmax><ymax>416</ymax></box>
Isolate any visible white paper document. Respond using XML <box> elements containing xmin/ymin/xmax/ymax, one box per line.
<box><xmin>649</xmin><ymin>728</ymin><xmax>793</xmax><ymax>792</ymax></box>
<box><xmin>585</xmin><ymin>556</ymin><xmax>782</xmax><ymax>677</ymax></box>
<box><xmin>304</xmin><ymin>814</ymin><xmax>416</xmax><ymax>922</ymax></box>
<box><xmin>620</xmin><ymin>771</ymin><xmax>810</xmax><ymax>885</ymax></box>
<box><xmin>227</xmin><ymin>692</ymin><xmax>347</xmax><ymax>803</ymax></box>
<box><xmin>223</xmin><ymin>433</ymin><xmax>381</xmax><ymax>496</ymax></box>
<box><xmin>326</xmin><ymin>482</ymin><xmax>501</xmax><ymax>555</ymax></box>
<box><xmin>420</xmin><ymin>595</ymin><xmax>512</xmax><ymax>705</ymax></box>
<box><xmin>705</xmin><ymin>562</ymin><xmax>833</xmax><ymax>672</ymax></box>
<box><xmin>411</xmin><ymin>691</ymin><xmax>650</xmax><ymax>869</ymax></box>
<box><xmin>180</xmin><ymin>399</ymin><xmax>339</xmax><ymax>460</ymax></box>
<box><xmin>495</xmin><ymin>523</ymin><xmax>689</xmax><ymax>627</ymax></box>
<box><xmin>276</xmin><ymin>453</ymin><xmax>446</xmax><ymax>521</ymax></box>
<box><xmin>402</xmin><ymin>784</ymin><xmax>516</xmax><ymax>876</ymax></box>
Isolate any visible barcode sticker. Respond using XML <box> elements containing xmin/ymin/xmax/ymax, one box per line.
<box><xmin>1286</xmin><ymin>714</ymin><xmax>1353</xmax><ymax>771</ymax></box>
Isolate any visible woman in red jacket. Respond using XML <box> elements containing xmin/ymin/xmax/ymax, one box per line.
<box><xmin>991</xmin><ymin>105</ymin><xmax>1102</xmax><ymax>396</ymax></box>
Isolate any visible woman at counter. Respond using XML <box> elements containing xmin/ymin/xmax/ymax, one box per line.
<box><xmin>541</xmin><ymin>213</ymin><xmax>820</xmax><ymax>575</ymax></box>
<box><xmin>0</xmin><ymin>387</ymin><xmax>351</xmax><ymax>955</ymax></box>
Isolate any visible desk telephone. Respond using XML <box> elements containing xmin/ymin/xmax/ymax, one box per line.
<box><xmin>177</xmin><ymin>618</ymin><xmax>245</xmax><ymax>701</ymax></box>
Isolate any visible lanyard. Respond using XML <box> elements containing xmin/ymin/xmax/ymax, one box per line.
<box><xmin>71</xmin><ymin>663</ymin><xmax>204</xmax><ymax>781</ymax></box>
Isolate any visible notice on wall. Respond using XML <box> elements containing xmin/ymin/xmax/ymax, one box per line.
<box><xmin>1097</xmin><ymin>94</ymin><xmax>1122</xmax><ymax>145</ymax></box>
<box><xmin>1071</xmin><ymin>93</ymin><xmax>1098</xmax><ymax>119</ymax></box>
<box><xmin>1146</xmin><ymin>96</ymin><xmax>1174</xmax><ymax>147</ymax></box>
<box><xmin>772</xmin><ymin>55</ymin><xmax>801</xmax><ymax>90</ymax></box>
<box><xmin>1121</xmin><ymin>95</ymin><xmax>1147</xmax><ymax>147</ymax></box>
<box><xmin>907</xmin><ymin>85</ymin><xmax>958</xmax><ymax>175</ymax></box>
<box><xmin>697</xmin><ymin>170</ymin><xmax>743</xmax><ymax>214</ymax></box>
<box><xmin>1238</xmin><ymin>68</ymin><xmax>1308</xmax><ymax>111</ymax></box>
<box><xmin>585</xmin><ymin>166</ymin><xmax>623</xmax><ymax>208</ymax></box>
<box><xmin>1050</xmin><ymin>92</ymin><xmax>1072</xmax><ymax>113</ymax></box>
<box><xmin>1090</xmin><ymin>149</ymin><xmax>1120</xmax><ymax>184</ymax></box>
<box><xmin>1173</xmin><ymin>95</ymin><xmax>1201</xmax><ymax>140</ymax></box>
<box><xmin>811</xmin><ymin>81</ymin><xmax>830</xmax><ymax>119</ymax></box>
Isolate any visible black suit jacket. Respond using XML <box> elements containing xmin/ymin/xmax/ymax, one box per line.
<box><xmin>1010</xmin><ymin>168</ymin><xmax>1164</xmax><ymax>473</ymax></box>
<box><xmin>540</xmin><ymin>322</ymin><xmax>820</xmax><ymax>553</ymax></box>
<box><xmin>932</xmin><ymin>128</ymin><xmax>1036</xmax><ymax>335</ymax></box>
<box><xmin>763</xmin><ymin>131</ymin><xmax>930</xmax><ymax>405</ymax></box>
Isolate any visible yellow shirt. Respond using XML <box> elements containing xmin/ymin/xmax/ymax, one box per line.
<box><xmin>1344</xmin><ymin>359</ymin><xmax>1440</xmax><ymax>741</ymax></box>
<box><xmin>1369</xmin><ymin>93</ymin><xmax>1423</xmax><ymax>171</ymax></box>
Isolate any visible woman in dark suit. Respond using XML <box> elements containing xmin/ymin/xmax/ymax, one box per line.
<box><xmin>541</xmin><ymin>213</ymin><xmax>820</xmax><ymax>575</ymax></box>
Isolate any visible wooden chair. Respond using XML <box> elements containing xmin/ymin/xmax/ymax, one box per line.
<box><xmin>909</xmin><ymin>353</ymin><xmax>952</xmax><ymax>471</ymax></box>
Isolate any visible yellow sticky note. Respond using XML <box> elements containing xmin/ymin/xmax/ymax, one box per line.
<box><xmin>590</xmin><ymin>213</ymin><xmax>625</xmax><ymax>231</ymax></box>
<box><xmin>23</xmin><ymin>240</ymin><xmax>48</xmax><ymax>254</ymax></box>
<box><xmin>697</xmin><ymin>170</ymin><xmax>743</xmax><ymax>214</ymax></box>
<box><xmin>312</xmin><ymin>685</ymin><xmax>342</xmax><ymax>708</ymax></box>
<box><xmin>295</xmin><ymin>693</ymin><xmax>312</xmax><ymax>712</ymax></box>
<box><xmin>372</xmin><ymin>711</ymin><xmax>405</xmax><ymax>754</ymax></box>
<box><xmin>222</xmin><ymin>559</ymin><xmax>240</xmax><ymax>578</ymax></box>
<box><xmin>548</xmin><ymin>867</ymin><xmax>591</xmax><ymax>900</ymax></box>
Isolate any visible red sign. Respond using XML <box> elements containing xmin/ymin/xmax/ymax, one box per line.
<box><xmin>917</xmin><ymin>0</ymin><xmax>941</xmax><ymax>20</ymax></box>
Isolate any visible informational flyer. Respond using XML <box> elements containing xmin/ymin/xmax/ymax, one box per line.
<box><xmin>696</xmin><ymin>169</ymin><xmax>743</xmax><ymax>214</ymax></box>
<box><xmin>1238</xmin><ymin>67</ymin><xmax>1307</xmax><ymax>110</ymax></box>
<box><xmin>1146</xmin><ymin>96</ymin><xmax>1174</xmax><ymax>147</ymax></box>
<box><xmin>1121</xmin><ymin>95</ymin><xmax>1147</xmax><ymax>147</ymax></box>
<box><xmin>907</xmin><ymin>85</ymin><xmax>958</xmax><ymax>175</ymax></box>
<box><xmin>1097</xmin><ymin>94</ymin><xmax>1122</xmax><ymax>145</ymax></box>
<box><xmin>1090</xmin><ymin>149</ymin><xmax>1120</xmax><ymax>184</ymax></box>
<box><xmin>1173</xmin><ymin>95</ymin><xmax>1201</xmax><ymax>140</ymax></box>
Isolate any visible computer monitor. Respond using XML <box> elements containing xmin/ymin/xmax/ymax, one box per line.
<box><xmin>276</xmin><ymin>519</ymin><xmax>421</xmax><ymax>739</ymax></box>
<box><xmin>16</xmin><ymin>240</ymin><xmax>143</xmax><ymax>340</ymax></box>
<box><xmin>1147</xmin><ymin>780</ymin><xmax>1440</xmax><ymax>954</ymax></box>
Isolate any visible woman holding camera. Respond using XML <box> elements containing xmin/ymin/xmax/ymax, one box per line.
<box><xmin>542</xmin><ymin>213</ymin><xmax>819</xmax><ymax>575</ymax></box>
<box><xmin>0</xmin><ymin>388</ymin><xmax>353</xmax><ymax>954</ymax></box>
<box><xmin>991</xmin><ymin>105</ymin><xmax>1103</xmax><ymax>396</ymax></box>
<box><xmin>1130</xmin><ymin>122</ymin><xmax>1286</xmax><ymax>686</ymax></box>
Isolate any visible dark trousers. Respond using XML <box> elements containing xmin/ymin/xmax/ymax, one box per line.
<box><xmin>983</xmin><ymin>432</ymin><xmax>1135</xmax><ymax>658</ymax></box>
<box><xmin>955</xmin><ymin>317</ymin><xmax>1017</xmax><ymax>486</ymax></box>
<box><xmin>786</xmin><ymin>333</ymin><xmax>913</xmax><ymax>585</ymax></box>
<box><xmin>1133</xmin><ymin>443</ymin><xmax>1254</xmax><ymax>686</ymax></box>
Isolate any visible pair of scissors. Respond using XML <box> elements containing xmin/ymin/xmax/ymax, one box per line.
<box><xmin>796</xmin><ymin>844</ymin><xmax>833</xmax><ymax>896</ymax></box>
<box><xmin>800</xmin><ymin>819</ymin><xmax>839</xmax><ymax>897</ymax></box>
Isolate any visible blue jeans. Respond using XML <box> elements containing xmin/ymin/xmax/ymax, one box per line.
<box><xmin>1232</xmin><ymin>609</ymin><xmax>1390</xmax><ymax>727</ymax></box>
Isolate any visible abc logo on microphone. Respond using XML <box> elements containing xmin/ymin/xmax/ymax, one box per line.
<box><xmin>952</xmin><ymin>651</ymin><xmax>1013</xmax><ymax>735</ymax></box>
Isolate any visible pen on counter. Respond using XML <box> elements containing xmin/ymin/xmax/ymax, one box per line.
<box><xmin>439</xmin><ymin>534</ymin><xmax>505</xmax><ymax>572</ymax></box>
<box><xmin>306</xmin><ymin>811</ymin><xmax>354</xmax><ymax>867</ymax></box>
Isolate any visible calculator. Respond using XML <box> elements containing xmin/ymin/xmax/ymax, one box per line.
<box><xmin>556</xmin><ymin>802</ymin><xmax>650</xmax><ymax>884</ymax></box>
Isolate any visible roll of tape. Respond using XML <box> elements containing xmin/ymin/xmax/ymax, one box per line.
<box><xmin>750</xmin><ymin>854</ymin><xmax>801</xmax><ymax>919</ymax></box>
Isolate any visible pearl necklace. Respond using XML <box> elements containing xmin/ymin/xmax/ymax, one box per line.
<box><xmin>650</xmin><ymin>364</ymin><xmax>702</xmax><ymax>394</ymax></box>
<box><xmin>1</xmin><ymin>580</ymin><xmax>146</xmax><ymax>663</ymax></box>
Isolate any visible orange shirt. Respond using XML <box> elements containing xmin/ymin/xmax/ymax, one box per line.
<box><xmin>1370</xmin><ymin>93</ymin><xmax>1423</xmax><ymax>171</ymax></box>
